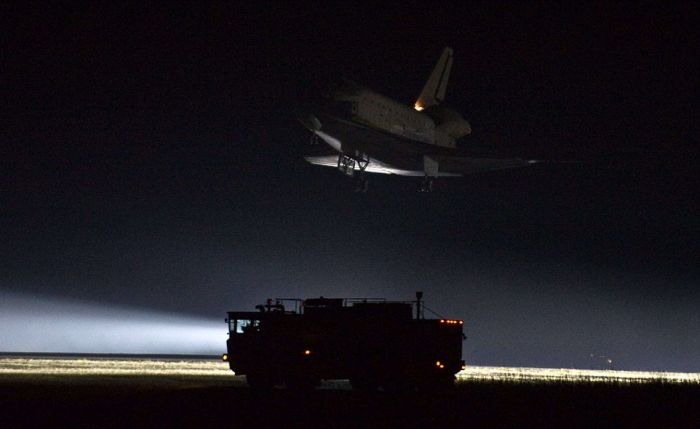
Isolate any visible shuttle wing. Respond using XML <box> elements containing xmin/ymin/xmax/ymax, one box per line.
<box><xmin>433</xmin><ymin>155</ymin><xmax>531</xmax><ymax>175</ymax></box>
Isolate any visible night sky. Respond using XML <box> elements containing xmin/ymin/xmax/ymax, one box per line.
<box><xmin>2</xmin><ymin>4</ymin><xmax>699</xmax><ymax>370</ymax></box>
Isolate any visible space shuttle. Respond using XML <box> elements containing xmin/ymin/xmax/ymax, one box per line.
<box><xmin>298</xmin><ymin>47</ymin><xmax>534</xmax><ymax>191</ymax></box>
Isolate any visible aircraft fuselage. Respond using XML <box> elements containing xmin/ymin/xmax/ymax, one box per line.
<box><xmin>298</xmin><ymin>48</ymin><xmax>531</xmax><ymax>190</ymax></box>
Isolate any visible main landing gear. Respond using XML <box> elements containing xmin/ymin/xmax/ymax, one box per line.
<box><xmin>419</xmin><ymin>156</ymin><xmax>438</xmax><ymax>193</ymax></box>
<box><xmin>337</xmin><ymin>153</ymin><xmax>370</xmax><ymax>193</ymax></box>
<box><xmin>309</xmin><ymin>133</ymin><xmax>319</xmax><ymax>145</ymax></box>
<box><xmin>418</xmin><ymin>176</ymin><xmax>434</xmax><ymax>193</ymax></box>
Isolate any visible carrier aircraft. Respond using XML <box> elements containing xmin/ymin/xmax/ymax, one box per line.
<box><xmin>298</xmin><ymin>47</ymin><xmax>537</xmax><ymax>192</ymax></box>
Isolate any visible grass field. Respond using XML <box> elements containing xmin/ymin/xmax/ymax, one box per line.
<box><xmin>2</xmin><ymin>357</ymin><xmax>699</xmax><ymax>428</ymax></box>
<box><xmin>2</xmin><ymin>357</ymin><xmax>698</xmax><ymax>384</ymax></box>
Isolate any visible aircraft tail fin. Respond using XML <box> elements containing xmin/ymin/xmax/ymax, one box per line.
<box><xmin>414</xmin><ymin>47</ymin><xmax>453</xmax><ymax>111</ymax></box>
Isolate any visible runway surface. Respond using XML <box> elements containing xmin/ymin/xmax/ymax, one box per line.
<box><xmin>2</xmin><ymin>356</ymin><xmax>699</xmax><ymax>384</ymax></box>
<box><xmin>2</xmin><ymin>356</ymin><xmax>699</xmax><ymax>428</ymax></box>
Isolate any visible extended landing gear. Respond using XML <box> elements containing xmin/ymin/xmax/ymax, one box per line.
<box><xmin>309</xmin><ymin>133</ymin><xmax>319</xmax><ymax>145</ymax></box>
<box><xmin>337</xmin><ymin>153</ymin><xmax>370</xmax><ymax>192</ymax></box>
<box><xmin>419</xmin><ymin>156</ymin><xmax>438</xmax><ymax>192</ymax></box>
<box><xmin>337</xmin><ymin>153</ymin><xmax>357</xmax><ymax>176</ymax></box>
<box><xmin>418</xmin><ymin>176</ymin><xmax>434</xmax><ymax>193</ymax></box>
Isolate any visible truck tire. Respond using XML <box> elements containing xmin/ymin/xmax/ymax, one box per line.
<box><xmin>246</xmin><ymin>373</ymin><xmax>274</xmax><ymax>390</ymax></box>
<box><xmin>350</xmin><ymin>377</ymin><xmax>378</xmax><ymax>392</ymax></box>
<box><xmin>381</xmin><ymin>376</ymin><xmax>413</xmax><ymax>393</ymax></box>
<box><xmin>416</xmin><ymin>374</ymin><xmax>455</xmax><ymax>391</ymax></box>
<box><xmin>285</xmin><ymin>375</ymin><xmax>319</xmax><ymax>391</ymax></box>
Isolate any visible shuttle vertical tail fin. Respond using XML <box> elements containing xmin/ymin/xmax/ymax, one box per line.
<box><xmin>414</xmin><ymin>47</ymin><xmax>453</xmax><ymax>111</ymax></box>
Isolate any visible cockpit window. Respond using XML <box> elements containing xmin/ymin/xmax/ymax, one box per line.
<box><xmin>233</xmin><ymin>319</ymin><xmax>260</xmax><ymax>334</ymax></box>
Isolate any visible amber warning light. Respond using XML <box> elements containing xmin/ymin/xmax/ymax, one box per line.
<box><xmin>439</xmin><ymin>319</ymin><xmax>463</xmax><ymax>325</ymax></box>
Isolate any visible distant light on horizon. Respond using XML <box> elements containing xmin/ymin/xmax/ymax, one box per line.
<box><xmin>0</xmin><ymin>291</ymin><xmax>225</xmax><ymax>355</ymax></box>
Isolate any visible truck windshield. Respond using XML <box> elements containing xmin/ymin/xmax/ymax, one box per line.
<box><xmin>233</xmin><ymin>319</ymin><xmax>260</xmax><ymax>334</ymax></box>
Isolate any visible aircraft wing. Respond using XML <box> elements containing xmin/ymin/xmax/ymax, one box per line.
<box><xmin>433</xmin><ymin>155</ymin><xmax>532</xmax><ymax>175</ymax></box>
<box><xmin>303</xmin><ymin>114</ymin><xmax>533</xmax><ymax>176</ymax></box>
<box><xmin>304</xmin><ymin>143</ymin><xmax>532</xmax><ymax>177</ymax></box>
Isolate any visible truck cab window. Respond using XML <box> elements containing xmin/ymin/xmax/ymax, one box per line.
<box><xmin>235</xmin><ymin>319</ymin><xmax>260</xmax><ymax>334</ymax></box>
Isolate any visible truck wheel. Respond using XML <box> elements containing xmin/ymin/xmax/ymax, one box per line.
<box><xmin>246</xmin><ymin>373</ymin><xmax>274</xmax><ymax>390</ymax></box>
<box><xmin>417</xmin><ymin>375</ymin><xmax>455</xmax><ymax>391</ymax></box>
<box><xmin>286</xmin><ymin>376</ymin><xmax>319</xmax><ymax>391</ymax></box>
<box><xmin>381</xmin><ymin>377</ymin><xmax>412</xmax><ymax>393</ymax></box>
<box><xmin>350</xmin><ymin>377</ymin><xmax>377</xmax><ymax>392</ymax></box>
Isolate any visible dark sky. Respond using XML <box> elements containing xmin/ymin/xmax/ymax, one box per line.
<box><xmin>2</xmin><ymin>3</ymin><xmax>699</xmax><ymax>370</ymax></box>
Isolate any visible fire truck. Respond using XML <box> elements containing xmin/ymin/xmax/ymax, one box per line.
<box><xmin>223</xmin><ymin>292</ymin><xmax>465</xmax><ymax>390</ymax></box>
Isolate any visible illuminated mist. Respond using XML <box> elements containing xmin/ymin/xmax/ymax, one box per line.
<box><xmin>0</xmin><ymin>291</ymin><xmax>226</xmax><ymax>355</ymax></box>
